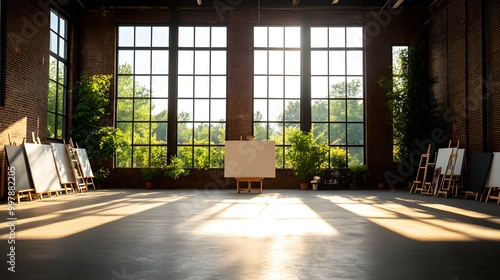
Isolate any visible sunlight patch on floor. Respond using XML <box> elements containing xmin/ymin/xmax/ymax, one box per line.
<box><xmin>192</xmin><ymin>195</ymin><xmax>338</xmax><ymax>237</ymax></box>
<box><xmin>318</xmin><ymin>195</ymin><xmax>500</xmax><ymax>242</ymax></box>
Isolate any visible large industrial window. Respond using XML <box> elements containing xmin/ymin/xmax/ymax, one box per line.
<box><xmin>311</xmin><ymin>27</ymin><xmax>364</xmax><ymax>167</ymax></box>
<box><xmin>177</xmin><ymin>26</ymin><xmax>227</xmax><ymax>168</ymax></box>
<box><xmin>116</xmin><ymin>26</ymin><xmax>169</xmax><ymax>168</ymax></box>
<box><xmin>47</xmin><ymin>10</ymin><xmax>68</xmax><ymax>140</ymax></box>
<box><xmin>253</xmin><ymin>26</ymin><xmax>301</xmax><ymax>168</ymax></box>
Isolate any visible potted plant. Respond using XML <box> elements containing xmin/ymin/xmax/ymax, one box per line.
<box><xmin>164</xmin><ymin>155</ymin><xmax>190</xmax><ymax>180</ymax></box>
<box><xmin>287</xmin><ymin>129</ymin><xmax>329</xmax><ymax>190</ymax></box>
<box><xmin>348</xmin><ymin>164</ymin><xmax>370</xmax><ymax>189</ymax></box>
<box><xmin>141</xmin><ymin>168</ymin><xmax>162</xmax><ymax>189</ymax></box>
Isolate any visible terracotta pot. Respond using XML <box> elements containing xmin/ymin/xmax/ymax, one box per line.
<box><xmin>300</xmin><ymin>182</ymin><xmax>308</xmax><ymax>190</ymax></box>
<box><xmin>145</xmin><ymin>181</ymin><xmax>153</xmax><ymax>189</ymax></box>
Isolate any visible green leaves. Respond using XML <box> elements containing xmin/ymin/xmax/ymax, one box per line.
<box><xmin>287</xmin><ymin>129</ymin><xmax>329</xmax><ymax>182</ymax></box>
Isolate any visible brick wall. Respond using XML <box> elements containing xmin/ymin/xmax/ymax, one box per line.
<box><xmin>429</xmin><ymin>0</ymin><xmax>500</xmax><ymax>154</ymax></box>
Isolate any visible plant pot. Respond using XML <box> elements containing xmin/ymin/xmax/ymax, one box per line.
<box><xmin>300</xmin><ymin>182</ymin><xmax>308</xmax><ymax>190</ymax></box>
<box><xmin>145</xmin><ymin>181</ymin><xmax>153</xmax><ymax>189</ymax></box>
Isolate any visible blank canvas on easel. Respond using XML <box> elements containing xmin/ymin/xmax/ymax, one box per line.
<box><xmin>485</xmin><ymin>152</ymin><xmax>500</xmax><ymax>188</ymax></box>
<box><xmin>5</xmin><ymin>145</ymin><xmax>34</xmax><ymax>192</ymax></box>
<box><xmin>50</xmin><ymin>143</ymin><xmax>76</xmax><ymax>184</ymax></box>
<box><xmin>76</xmin><ymin>148</ymin><xmax>94</xmax><ymax>178</ymax></box>
<box><xmin>24</xmin><ymin>143</ymin><xmax>62</xmax><ymax>193</ymax></box>
<box><xmin>464</xmin><ymin>153</ymin><xmax>493</xmax><ymax>194</ymax></box>
<box><xmin>435</xmin><ymin>148</ymin><xmax>465</xmax><ymax>175</ymax></box>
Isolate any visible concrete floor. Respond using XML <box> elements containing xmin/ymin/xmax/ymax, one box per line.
<box><xmin>1</xmin><ymin>189</ymin><xmax>499</xmax><ymax>280</ymax></box>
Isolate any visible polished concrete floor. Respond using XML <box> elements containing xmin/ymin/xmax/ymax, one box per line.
<box><xmin>1</xmin><ymin>189</ymin><xmax>499</xmax><ymax>280</ymax></box>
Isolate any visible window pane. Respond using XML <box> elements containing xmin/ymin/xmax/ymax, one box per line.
<box><xmin>48</xmin><ymin>81</ymin><xmax>56</xmax><ymax>111</ymax></box>
<box><xmin>285</xmin><ymin>27</ymin><xmax>300</xmax><ymax>48</ymax></box>
<box><xmin>178</xmin><ymin>76</ymin><xmax>193</xmax><ymax>98</ymax></box>
<box><xmin>152</xmin><ymin>26</ymin><xmax>169</xmax><ymax>47</ymax></box>
<box><xmin>119</xmin><ymin>26</ymin><xmax>134</xmax><ymax>46</ymax></box>
<box><xmin>269</xmin><ymin>99</ymin><xmax>283</xmax><ymax>121</ymax></box>
<box><xmin>211</xmin><ymin>76</ymin><xmax>226</xmax><ymax>98</ymax></box>
<box><xmin>330</xmin><ymin>76</ymin><xmax>346</xmax><ymax>98</ymax></box>
<box><xmin>329</xmin><ymin>27</ymin><xmax>345</xmax><ymax>48</ymax></box>
<box><xmin>347</xmin><ymin>123</ymin><xmax>364</xmax><ymax>145</ymax></box>
<box><xmin>269</xmin><ymin>50</ymin><xmax>284</xmax><ymax>75</ymax></box>
<box><xmin>254</xmin><ymin>50</ymin><xmax>268</xmax><ymax>75</ymax></box>
<box><xmin>152</xmin><ymin>123</ymin><xmax>167</xmax><ymax>144</ymax></box>
<box><xmin>178</xmin><ymin>99</ymin><xmax>193</xmax><ymax>121</ymax></box>
<box><xmin>50</xmin><ymin>31</ymin><xmax>58</xmax><ymax>54</ymax></box>
<box><xmin>179</xmin><ymin>27</ymin><xmax>194</xmax><ymax>47</ymax></box>
<box><xmin>57</xmin><ymin>85</ymin><xmax>64</xmax><ymax>113</ymax></box>
<box><xmin>195</xmin><ymin>27</ymin><xmax>210</xmax><ymax>47</ymax></box>
<box><xmin>330</xmin><ymin>100</ymin><xmax>346</xmax><ymax>121</ymax></box>
<box><xmin>49</xmin><ymin>56</ymin><xmax>57</xmax><ymax>80</ymax></box>
<box><xmin>269</xmin><ymin>27</ymin><xmax>284</xmax><ymax>48</ymax></box>
<box><xmin>58</xmin><ymin>63</ymin><xmax>65</xmax><ymax>84</ymax></box>
<box><xmin>346</xmin><ymin>51</ymin><xmax>363</xmax><ymax>75</ymax></box>
<box><xmin>311</xmin><ymin>76</ymin><xmax>328</xmax><ymax>98</ymax></box>
<box><xmin>211</xmin><ymin>27</ymin><xmax>227</xmax><ymax>48</ymax></box>
<box><xmin>194</xmin><ymin>99</ymin><xmax>210</xmax><ymax>121</ymax></box>
<box><xmin>152</xmin><ymin>76</ymin><xmax>168</xmax><ymax>98</ymax></box>
<box><xmin>284</xmin><ymin>100</ymin><xmax>300</xmax><ymax>121</ymax></box>
<box><xmin>254</xmin><ymin>76</ymin><xmax>267</xmax><ymax>98</ymax></box>
<box><xmin>254</xmin><ymin>27</ymin><xmax>268</xmax><ymax>48</ymax></box>
<box><xmin>284</xmin><ymin>76</ymin><xmax>300</xmax><ymax>98</ymax></box>
<box><xmin>136</xmin><ymin>26</ymin><xmax>151</xmax><ymax>47</ymax></box>
<box><xmin>59</xmin><ymin>38</ymin><xmax>66</xmax><ymax>59</ymax></box>
<box><xmin>135</xmin><ymin>51</ymin><xmax>151</xmax><ymax>74</ymax></box>
<box><xmin>329</xmin><ymin>51</ymin><xmax>345</xmax><ymax>75</ymax></box>
<box><xmin>117</xmin><ymin>99</ymin><xmax>133</xmax><ymax>121</ymax></box>
<box><xmin>178</xmin><ymin>123</ymin><xmax>193</xmax><ymax>144</ymax></box>
<box><xmin>152</xmin><ymin>50</ymin><xmax>168</xmax><ymax>74</ymax></box>
<box><xmin>50</xmin><ymin>11</ymin><xmax>58</xmax><ymax>31</ymax></box>
<box><xmin>56</xmin><ymin>116</ymin><xmax>64</xmax><ymax>139</ymax></box>
<box><xmin>178</xmin><ymin>50</ymin><xmax>194</xmax><ymax>74</ymax></box>
<box><xmin>268</xmin><ymin>76</ymin><xmax>283</xmax><ymax>98</ymax></box>
<box><xmin>285</xmin><ymin>51</ymin><xmax>300</xmax><ymax>75</ymax></box>
<box><xmin>59</xmin><ymin>18</ymin><xmax>66</xmax><ymax>38</ymax></box>
<box><xmin>311</xmin><ymin>27</ymin><xmax>328</xmax><ymax>48</ymax></box>
<box><xmin>348</xmin><ymin>147</ymin><xmax>364</xmax><ymax>165</ymax></box>
<box><xmin>151</xmin><ymin>99</ymin><xmax>168</xmax><ymax>118</ymax></box>
<box><xmin>313</xmin><ymin>123</ymin><xmax>328</xmax><ymax>143</ymax></box>
<box><xmin>134</xmin><ymin>123</ymin><xmax>150</xmax><ymax>144</ymax></box>
<box><xmin>118</xmin><ymin>76</ymin><xmax>133</xmax><ymax>97</ymax></box>
<box><xmin>347</xmin><ymin>100</ymin><xmax>364</xmax><ymax>122</ymax></box>
<box><xmin>134</xmin><ymin>76</ymin><xmax>151</xmax><ymax>97</ymax></box>
<box><xmin>311</xmin><ymin>51</ymin><xmax>328</xmax><ymax>75</ymax></box>
<box><xmin>211</xmin><ymin>99</ymin><xmax>226</xmax><ymax>121</ymax></box>
<box><xmin>195</xmin><ymin>51</ymin><xmax>210</xmax><ymax>74</ymax></box>
<box><xmin>133</xmin><ymin>146</ymin><xmax>149</xmax><ymax>167</ymax></box>
<box><xmin>254</xmin><ymin>99</ymin><xmax>268</xmax><ymax>120</ymax></box>
<box><xmin>346</xmin><ymin>27</ymin><xmax>363</xmax><ymax>48</ymax></box>
<box><xmin>134</xmin><ymin>99</ymin><xmax>150</xmax><ymax>121</ymax></box>
<box><xmin>347</xmin><ymin>77</ymin><xmax>363</xmax><ymax>98</ymax></box>
<box><xmin>118</xmin><ymin>50</ymin><xmax>134</xmax><ymax>74</ymax></box>
<box><xmin>312</xmin><ymin>100</ymin><xmax>328</xmax><ymax>121</ymax></box>
<box><xmin>211</xmin><ymin>51</ymin><xmax>226</xmax><ymax>74</ymax></box>
<box><xmin>195</xmin><ymin>76</ymin><xmax>209</xmax><ymax>98</ymax></box>
<box><xmin>330</xmin><ymin>123</ymin><xmax>346</xmax><ymax>145</ymax></box>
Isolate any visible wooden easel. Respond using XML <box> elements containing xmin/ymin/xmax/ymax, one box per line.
<box><xmin>235</xmin><ymin>136</ymin><xmax>263</xmax><ymax>194</ymax></box>
<box><xmin>436</xmin><ymin>141</ymin><xmax>460</xmax><ymax>198</ymax></box>
<box><xmin>66</xmin><ymin>139</ymin><xmax>88</xmax><ymax>193</ymax></box>
<box><xmin>236</xmin><ymin>177</ymin><xmax>263</xmax><ymax>193</ymax></box>
<box><xmin>410</xmin><ymin>144</ymin><xmax>432</xmax><ymax>194</ymax></box>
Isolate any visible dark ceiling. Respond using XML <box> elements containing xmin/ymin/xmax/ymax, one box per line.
<box><xmin>78</xmin><ymin>0</ymin><xmax>430</xmax><ymax>11</ymax></box>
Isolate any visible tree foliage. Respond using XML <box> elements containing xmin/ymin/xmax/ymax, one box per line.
<box><xmin>379</xmin><ymin>45</ymin><xmax>441</xmax><ymax>164</ymax></box>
